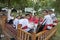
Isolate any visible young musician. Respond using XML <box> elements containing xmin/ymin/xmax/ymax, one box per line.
<box><xmin>38</xmin><ymin>10</ymin><xmax>53</xmax><ymax>32</ymax></box>
<box><xmin>18</xmin><ymin>14</ymin><xmax>34</xmax><ymax>32</ymax></box>
<box><xmin>29</xmin><ymin>13</ymin><xmax>39</xmax><ymax>32</ymax></box>
<box><xmin>42</xmin><ymin>10</ymin><xmax>53</xmax><ymax>30</ymax></box>
<box><xmin>48</xmin><ymin>10</ymin><xmax>58</xmax><ymax>26</ymax></box>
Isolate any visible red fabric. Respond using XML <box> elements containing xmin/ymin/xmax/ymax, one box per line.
<box><xmin>34</xmin><ymin>20</ymin><xmax>38</xmax><ymax>24</ymax></box>
<box><xmin>39</xmin><ymin>17</ymin><xmax>43</xmax><ymax>22</ymax></box>
<box><xmin>29</xmin><ymin>16</ymin><xmax>34</xmax><ymax>22</ymax></box>
<box><xmin>22</xmin><ymin>26</ymin><xmax>28</xmax><ymax>29</ymax></box>
<box><xmin>53</xmin><ymin>20</ymin><xmax>58</xmax><ymax>23</ymax></box>
<box><xmin>43</xmin><ymin>24</ymin><xmax>53</xmax><ymax>30</ymax></box>
<box><xmin>39</xmin><ymin>17</ymin><xmax>44</xmax><ymax>25</ymax></box>
<box><xmin>33</xmin><ymin>18</ymin><xmax>39</xmax><ymax>24</ymax></box>
<box><xmin>29</xmin><ymin>16</ymin><xmax>39</xmax><ymax>24</ymax></box>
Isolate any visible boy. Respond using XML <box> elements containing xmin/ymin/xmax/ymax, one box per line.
<box><xmin>48</xmin><ymin>10</ymin><xmax>58</xmax><ymax>26</ymax></box>
<box><xmin>38</xmin><ymin>10</ymin><xmax>53</xmax><ymax>32</ymax></box>
<box><xmin>29</xmin><ymin>13</ymin><xmax>39</xmax><ymax>32</ymax></box>
<box><xmin>18</xmin><ymin>14</ymin><xmax>34</xmax><ymax>32</ymax></box>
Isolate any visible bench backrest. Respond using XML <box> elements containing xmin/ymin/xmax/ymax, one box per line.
<box><xmin>17</xmin><ymin>24</ymin><xmax>32</xmax><ymax>40</ymax></box>
<box><xmin>36</xmin><ymin>27</ymin><xmax>57</xmax><ymax>40</ymax></box>
<box><xmin>17</xmin><ymin>24</ymin><xmax>57</xmax><ymax>40</ymax></box>
<box><xmin>0</xmin><ymin>15</ymin><xmax>7</xmax><ymax>31</ymax></box>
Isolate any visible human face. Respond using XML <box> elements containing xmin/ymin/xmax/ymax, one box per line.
<box><xmin>29</xmin><ymin>13</ymin><xmax>32</xmax><ymax>16</ymax></box>
<box><xmin>18</xmin><ymin>16</ymin><xmax>20</xmax><ymax>19</ymax></box>
<box><xmin>49</xmin><ymin>11</ymin><xmax>53</xmax><ymax>14</ymax></box>
<box><xmin>26</xmin><ymin>15</ymin><xmax>30</xmax><ymax>19</ymax></box>
<box><xmin>42</xmin><ymin>11</ymin><xmax>47</xmax><ymax>16</ymax></box>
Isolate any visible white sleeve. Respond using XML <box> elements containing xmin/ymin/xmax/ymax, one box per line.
<box><xmin>13</xmin><ymin>19</ymin><xmax>19</xmax><ymax>29</ymax></box>
<box><xmin>52</xmin><ymin>14</ymin><xmax>57</xmax><ymax>21</ymax></box>
<box><xmin>19</xmin><ymin>20</ymin><xmax>22</xmax><ymax>24</ymax></box>
<box><xmin>27</xmin><ymin>22</ymin><xmax>34</xmax><ymax>29</ymax></box>
<box><xmin>13</xmin><ymin>20</ymin><xmax>15</xmax><ymax>25</ymax></box>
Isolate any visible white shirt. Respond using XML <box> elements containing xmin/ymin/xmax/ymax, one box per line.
<box><xmin>43</xmin><ymin>15</ymin><xmax>53</xmax><ymax>25</ymax></box>
<box><xmin>50</xmin><ymin>13</ymin><xmax>57</xmax><ymax>21</ymax></box>
<box><xmin>19</xmin><ymin>19</ymin><xmax>33</xmax><ymax>32</ymax></box>
<box><xmin>13</xmin><ymin>18</ymin><xmax>19</xmax><ymax>29</ymax></box>
<box><xmin>50</xmin><ymin>13</ymin><xmax>57</xmax><ymax>25</ymax></box>
<box><xmin>43</xmin><ymin>15</ymin><xmax>53</xmax><ymax>29</ymax></box>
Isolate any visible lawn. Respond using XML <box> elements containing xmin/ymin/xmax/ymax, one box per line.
<box><xmin>52</xmin><ymin>22</ymin><xmax>60</xmax><ymax>40</ymax></box>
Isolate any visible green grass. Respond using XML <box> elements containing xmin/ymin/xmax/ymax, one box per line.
<box><xmin>52</xmin><ymin>22</ymin><xmax>60</xmax><ymax>40</ymax></box>
<box><xmin>52</xmin><ymin>15</ymin><xmax>60</xmax><ymax>40</ymax></box>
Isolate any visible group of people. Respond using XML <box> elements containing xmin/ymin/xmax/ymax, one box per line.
<box><xmin>7</xmin><ymin>9</ymin><xmax>58</xmax><ymax>33</ymax></box>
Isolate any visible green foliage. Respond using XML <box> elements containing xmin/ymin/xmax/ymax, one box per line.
<box><xmin>0</xmin><ymin>0</ymin><xmax>33</xmax><ymax>9</ymax></box>
<box><xmin>0</xmin><ymin>0</ymin><xmax>6</xmax><ymax>3</ymax></box>
<box><xmin>0</xmin><ymin>0</ymin><xmax>59</xmax><ymax>13</ymax></box>
<box><xmin>10</xmin><ymin>0</ymin><xmax>34</xmax><ymax>10</ymax></box>
<box><xmin>34</xmin><ymin>0</ymin><xmax>56</xmax><ymax>11</ymax></box>
<box><xmin>54</xmin><ymin>0</ymin><xmax>60</xmax><ymax>13</ymax></box>
<box><xmin>34</xmin><ymin>3</ymin><xmax>40</xmax><ymax>11</ymax></box>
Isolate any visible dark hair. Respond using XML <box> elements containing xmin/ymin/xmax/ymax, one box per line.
<box><xmin>27</xmin><ymin>12</ymin><xmax>32</xmax><ymax>15</ymax></box>
<box><xmin>42</xmin><ymin>10</ymin><xmax>48</xmax><ymax>13</ymax></box>
<box><xmin>25</xmin><ymin>14</ymin><xmax>30</xmax><ymax>16</ymax></box>
<box><xmin>48</xmin><ymin>9</ymin><xmax>53</xmax><ymax>12</ymax></box>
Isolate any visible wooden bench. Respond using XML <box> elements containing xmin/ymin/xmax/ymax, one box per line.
<box><xmin>17</xmin><ymin>24</ymin><xmax>57</xmax><ymax>40</ymax></box>
<box><xmin>0</xmin><ymin>15</ymin><xmax>57</xmax><ymax>40</ymax></box>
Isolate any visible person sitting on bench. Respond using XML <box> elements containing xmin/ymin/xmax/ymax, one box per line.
<box><xmin>48</xmin><ymin>9</ymin><xmax>58</xmax><ymax>27</ymax></box>
<box><xmin>18</xmin><ymin>14</ymin><xmax>34</xmax><ymax>32</ymax></box>
<box><xmin>29</xmin><ymin>12</ymin><xmax>34</xmax><ymax>22</ymax></box>
<box><xmin>37</xmin><ymin>10</ymin><xmax>53</xmax><ymax>32</ymax></box>
<box><xmin>33</xmin><ymin>15</ymin><xmax>39</xmax><ymax>32</ymax></box>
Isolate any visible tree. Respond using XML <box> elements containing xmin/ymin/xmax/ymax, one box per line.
<box><xmin>34</xmin><ymin>2</ymin><xmax>40</xmax><ymax>11</ymax></box>
<box><xmin>10</xmin><ymin>0</ymin><xmax>34</xmax><ymax>10</ymax></box>
<box><xmin>0</xmin><ymin>0</ymin><xmax>33</xmax><ymax>9</ymax></box>
<box><xmin>54</xmin><ymin>0</ymin><xmax>60</xmax><ymax>13</ymax></box>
